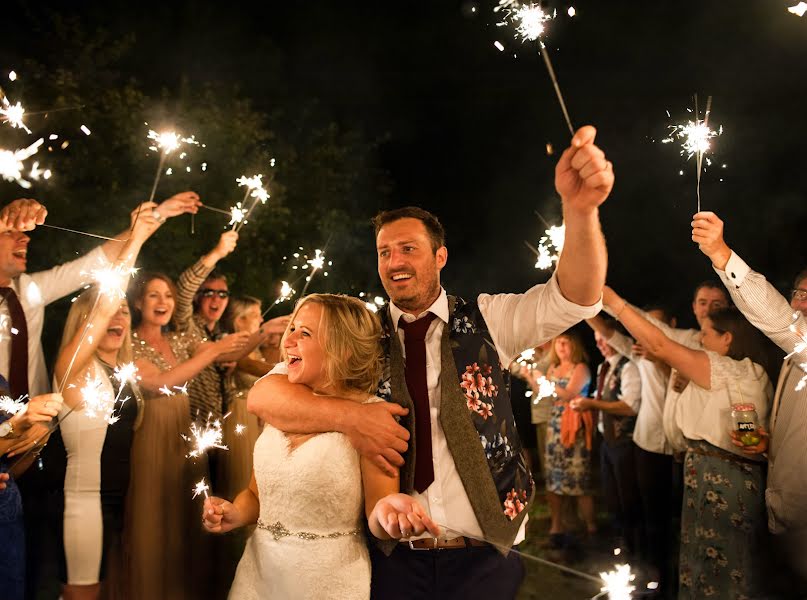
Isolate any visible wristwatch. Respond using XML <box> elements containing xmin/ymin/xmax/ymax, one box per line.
<box><xmin>0</xmin><ymin>420</ymin><xmax>14</xmax><ymax>438</ymax></box>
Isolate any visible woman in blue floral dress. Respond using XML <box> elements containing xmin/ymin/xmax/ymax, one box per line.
<box><xmin>544</xmin><ymin>331</ymin><xmax>593</xmax><ymax>547</ymax></box>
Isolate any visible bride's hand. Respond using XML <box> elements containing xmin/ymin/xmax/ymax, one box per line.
<box><xmin>373</xmin><ymin>493</ymin><xmax>441</xmax><ymax>540</ymax></box>
<box><xmin>202</xmin><ymin>496</ymin><xmax>240</xmax><ymax>533</ymax></box>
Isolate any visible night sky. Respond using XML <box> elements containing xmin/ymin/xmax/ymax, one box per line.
<box><xmin>4</xmin><ymin>0</ymin><xmax>807</xmax><ymax>328</ymax></box>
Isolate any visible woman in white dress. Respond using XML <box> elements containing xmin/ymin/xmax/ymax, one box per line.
<box><xmin>52</xmin><ymin>197</ymin><xmax>194</xmax><ymax>600</ymax></box>
<box><xmin>202</xmin><ymin>294</ymin><xmax>438</xmax><ymax>599</ymax></box>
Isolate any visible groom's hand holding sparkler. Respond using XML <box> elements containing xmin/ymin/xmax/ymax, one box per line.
<box><xmin>691</xmin><ymin>211</ymin><xmax>732</xmax><ymax>270</ymax></box>
<box><xmin>555</xmin><ymin>125</ymin><xmax>614</xmax><ymax>214</ymax></box>
<box><xmin>0</xmin><ymin>198</ymin><xmax>48</xmax><ymax>232</ymax></box>
<box><xmin>553</xmin><ymin>126</ymin><xmax>613</xmax><ymax>306</ymax></box>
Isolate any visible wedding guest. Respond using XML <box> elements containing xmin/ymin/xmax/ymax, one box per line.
<box><xmin>603</xmin><ymin>285</ymin><xmax>780</xmax><ymax>599</ymax></box>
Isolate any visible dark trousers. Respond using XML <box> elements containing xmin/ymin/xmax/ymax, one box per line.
<box><xmin>600</xmin><ymin>439</ymin><xmax>641</xmax><ymax>556</ymax></box>
<box><xmin>635</xmin><ymin>445</ymin><xmax>673</xmax><ymax>594</ymax></box>
<box><xmin>369</xmin><ymin>540</ymin><xmax>524</xmax><ymax>600</ymax></box>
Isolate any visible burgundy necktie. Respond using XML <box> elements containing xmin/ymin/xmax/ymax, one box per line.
<box><xmin>595</xmin><ymin>360</ymin><xmax>610</xmax><ymax>400</ymax></box>
<box><xmin>0</xmin><ymin>287</ymin><xmax>29</xmax><ymax>399</ymax></box>
<box><xmin>399</xmin><ymin>312</ymin><xmax>437</xmax><ymax>493</ymax></box>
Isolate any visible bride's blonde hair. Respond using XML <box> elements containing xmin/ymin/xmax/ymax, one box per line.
<box><xmin>281</xmin><ymin>294</ymin><xmax>382</xmax><ymax>394</ymax></box>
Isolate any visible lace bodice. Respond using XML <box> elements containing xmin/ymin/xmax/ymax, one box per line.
<box><xmin>253</xmin><ymin>425</ymin><xmax>364</xmax><ymax>534</ymax></box>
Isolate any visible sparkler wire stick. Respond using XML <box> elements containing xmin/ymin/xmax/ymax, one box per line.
<box><xmin>432</xmin><ymin>522</ymin><xmax>601</xmax><ymax>585</ymax></box>
<box><xmin>39</xmin><ymin>223</ymin><xmax>124</xmax><ymax>242</ymax></box>
<box><xmin>695</xmin><ymin>95</ymin><xmax>713</xmax><ymax>213</ymax></box>
<box><xmin>539</xmin><ymin>43</ymin><xmax>574</xmax><ymax>137</ymax></box>
<box><xmin>200</xmin><ymin>205</ymin><xmax>233</xmax><ymax>217</ymax></box>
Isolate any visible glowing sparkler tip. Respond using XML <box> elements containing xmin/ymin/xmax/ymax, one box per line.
<box><xmin>1</xmin><ymin>100</ymin><xmax>31</xmax><ymax>133</ymax></box>
<box><xmin>789</xmin><ymin>2</ymin><xmax>807</xmax><ymax>16</ymax></box>
<box><xmin>235</xmin><ymin>423</ymin><xmax>246</xmax><ymax>435</ymax></box>
<box><xmin>229</xmin><ymin>203</ymin><xmax>246</xmax><ymax>226</ymax></box>
<box><xmin>598</xmin><ymin>564</ymin><xmax>636</xmax><ymax>600</ymax></box>
<box><xmin>192</xmin><ymin>478</ymin><xmax>210</xmax><ymax>499</ymax></box>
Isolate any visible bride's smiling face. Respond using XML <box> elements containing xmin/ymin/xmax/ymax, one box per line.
<box><xmin>284</xmin><ymin>301</ymin><xmax>328</xmax><ymax>390</ymax></box>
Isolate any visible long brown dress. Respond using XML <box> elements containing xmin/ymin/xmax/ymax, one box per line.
<box><xmin>124</xmin><ymin>330</ymin><xmax>209</xmax><ymax>599</ymax></box>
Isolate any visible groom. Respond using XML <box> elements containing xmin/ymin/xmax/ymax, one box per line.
<box><xmin>249</xmin><ymin>125</ymin><xmax>613</xmax><ymax>599</ymax></box>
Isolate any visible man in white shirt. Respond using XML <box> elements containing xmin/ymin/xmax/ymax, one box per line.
<box><xmin>571</xmin><ymin>329</ymin><xmax>641</xmax><ymax>556</ymax></box>
<box><xmin>249</xmin><ymin>125</ymin><xmax>613</xmax><ymax>599</ymax></box>
<box><xmin>693</xmin><ymin>210</ymin><xmax>807</xmax><ymax>593</ymax></box>
<box><xmin>586</xmin><ymin>309</ymin><xmax>674</xmax><ymax>592</ymax></box>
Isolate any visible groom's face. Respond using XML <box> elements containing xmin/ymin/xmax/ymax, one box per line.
<box><xmin>376</xmin><ymin>217</ymin><xmax>446</xmax><ymax>314</ymax></box>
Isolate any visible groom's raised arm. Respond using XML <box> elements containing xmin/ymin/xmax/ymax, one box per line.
<box><xmin>554</xmin><ymin>125</ymin><xmax>613</xmax><ymax>306</ymax></box>
<box><xmin>248</xmin><ymin>374</ymin><xmax>410</xmax><ymax>476</ymax></box>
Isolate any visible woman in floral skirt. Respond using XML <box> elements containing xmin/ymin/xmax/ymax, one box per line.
<box><xmin>604</xmin><ymin>286</ymin><xmax>780</xmax><ymax>599</ymax></box>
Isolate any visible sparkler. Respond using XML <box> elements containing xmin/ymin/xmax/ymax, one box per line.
<box><xmin>298</xmin><ymin>249</ymin><xmax>330</xmax><ymax>297</ymax></box>
<box><xmin>0</xmin><ymin>138</ymin><xmax>44</xmax><ymax>189</ymax></box>
<box><xmin>137</xmin><ymin>128</ymin><xmax>200</xmax><ymax>229</ymax></box>
<box><xmin>234</xmin><ymin>423</ymin><xmax>246</xmax><ymax>435</ymax></box>
<box><xmin>525</xmin><ymin>223</ymin><xmax>565</xmax><ymax>270</ymax></box>
<box><xmin>1</xmin><ymin>98</ymin><xmax>31</xmax><ymax>133</ymax></box>
<box><xmin>80</xmin><ymin>374</ymin><xmax>121</xmax><ymax>424</ymax></box>
<box><xmin>232</xmin><ymin>174</ymin><xmax>271</xmax><ymax>232</ymax></box>
<box><xmin>0</xmin><ymin>395</ymin><xmax>28</xmax><ymax>415</ymax></box>
<box><xmin>662</xmin><ymin>97</ymin><xmax>721</xmax><ymax>212</ymax></box>
<box><xmin>596</xmin><ymin>564</ymin><xmax>636</xmax><ymax>600</ymax></box>
<box><xmin>183</xmin><ymin>413</ymin><xmax>229</xmax><ymax>458</ymax></box>
<box><xmin>496</xmin><ymin>1</ymin><xmax>574</xmax><ymax>136</ymax></box>
<box><xmin>789</xmin><ymin>2</ymin><xmax>807</xmax><ymax>17</ymax></box>
<box><xmin>358</xmin><ymin>293</ymin><xmax>386</xmax><ymax>314</ymax></box>
<box><xmin>84</xmin><ymin>263</ymin><xmax>138</xmax><ymax>300</ymax></box>
<box><xmin>192</xmin><ymin>477</ymin><xmax>210</xmax><ymax>499</ymax></box>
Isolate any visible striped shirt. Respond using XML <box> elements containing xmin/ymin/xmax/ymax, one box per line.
<box><xmin>716</xmin><ymin>251</ymin><xmax>807</xmax><ymax>534</ymax></box>
<box><xmin>175</xmin><ymin>258</ymin><xmax>228</xmax><ymax>421</ymax></box>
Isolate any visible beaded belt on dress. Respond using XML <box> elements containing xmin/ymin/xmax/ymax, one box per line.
<box><xmin>257</xmin><ymin>519</ymin><xmax>361</xmax><ymax>541</ymax></box>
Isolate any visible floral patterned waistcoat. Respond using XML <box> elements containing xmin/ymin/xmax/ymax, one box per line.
<box><xmin>377</xmin><ymin>296</ymin><xmax>534</xmax><ymax>553</ymax></box>
<box><xmin>600</xmin><ymin>355</ymin><xmax>636</xmax><ymax>445</ymax></box>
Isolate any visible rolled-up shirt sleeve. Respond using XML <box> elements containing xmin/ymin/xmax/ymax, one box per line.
<box><xmin>478</xmin><ymin>272</ymin><xmax>602</xmax><ymax>365</ymax></box>
<box><xmin>617</xmin><ymin>360</ymin><xmax>642</xmax><ymax>413</ymax></box>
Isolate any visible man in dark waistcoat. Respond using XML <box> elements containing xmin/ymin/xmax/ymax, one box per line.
<box><xmin>248</xmin><ymin>125</ymin><xmax>614</xmax><ymax>599</ymax></box>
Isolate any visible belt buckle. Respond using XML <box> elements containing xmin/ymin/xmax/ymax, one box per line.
<box><xmin>408</xmin><ymin>537</ymin><xmax>440</xmax><ymax>551</ymax></box>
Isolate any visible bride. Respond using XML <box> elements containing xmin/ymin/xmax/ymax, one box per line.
<box><xmin>202</xmin><ymin>294</ymin><xmax>438</xmax><ymax>599</ymax></box>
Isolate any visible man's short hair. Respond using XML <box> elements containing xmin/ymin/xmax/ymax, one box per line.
<box><xmin>202</xmin><ymin>270</ymin><xmax>228</xmax><ymax>287</ymax></box>
<box><xmin>371</xmin><ymin>207</ymin><xmax>446</xmax><ymax>253</ymax></box>
<box><xmin>794</xmin><ymin>268</ymin><xmax>807</xmax><ymax>289</ymax></box>
<box><xmin>692</xmin><ymin>280</ymin><xmax>728</xmax><ymax>302</ymax></box>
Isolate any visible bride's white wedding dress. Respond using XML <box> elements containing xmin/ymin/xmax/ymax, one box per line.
<box><xmin>228</xmin><ymin>421</ymin><xmax>371</xmax><ymax>599</ymax></box>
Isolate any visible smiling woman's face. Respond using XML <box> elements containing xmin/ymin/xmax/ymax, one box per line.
<box><xmin>283</xmin><ymin>301</ymin><xmax>328</xmax><ymax>391</ymax></box>
<box><xmin>137</xmin><ymin>278</ymin><xmax>175</xmax><ymax>327</ymax></box>
<box><xmin>98</xmin><ymin>301</ymin><xmax>131</xmax><ymax>355</ymax></box>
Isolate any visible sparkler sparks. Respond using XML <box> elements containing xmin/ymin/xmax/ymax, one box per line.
<box><xmin>235</xmin><ymin>423</ymin><xmax>246</xmax><ymax>435</ymax></box>
<box><xmin>229</xmin><ymin>202</ymin><xmax>246</xmax><ymax>226</ymax></box>
<box><xmin>789</xmin><ymin>2</ymin><xmax>807</xmax><ymax>16</ymax></box>
<box><xmin>495</xmin><ymin>1</ymin><xmax>573</xmax><ymax>135</ymax></box>
<box><xmin>531</xmin><ymin>224</ymin><xmax>565</xmax><ymax>270</ymax></box>
<box><xmin>86</xmin><ymin>263</ymin><xmax>138</xmax><ymax>300</ymax></box>
<box><xmin>0</xmin><ymin>395</ymin><xmax>28</xmax><ymax>415</ymax></box>
<box><xmin>232</xmin><ymin>173</ymin><xmax>271</xmax><ymax>231</ymax></box>
<box><xmin>662</xmin><ymin>98</ymin><xmax>722</xmax><ymax>212</ymax></box>
<box><xmin>192</xmin><ymin>477</ymin><xmax>210</xmax><ymax>499</ymax></box>
<box><xmin>598</xmin><ymin>564</ymin><xmax>636</xmax><ymax>600</ymax></box>
<box><xmin>113</xmin><ymin>362</ymin><xmax>139</xmax><ymax>387</ymax></box>
<box><xmin>359</xmin><ymin>293</ymin><xmax>386</xmax><ymax>313</ymax></box>
<box><xmin>532</xmin><ymin>376</ymin><xmax>556</xmax><ymax>404</ymax></box>
<box><xmin>275</xmin><ymin>281</ymin><xmax>296</xmax><ymax>305</ymax></box>
<box><xmin>80</xmin><ymin>374</ymin><xmax>122</xmax><ymax>424</ymax></box>
<box><xmin>147</xmin><ymin>129</ymin><xmax>199</xmax><ymax>155</ymax></box>
<box><xmin>1</xmin><ymin>98</ymin><xmax>31</xmax><ymax>133</ymax></box>
<box><xmin>0</xmin><ymin>138</ymin><xmax>44</xmax><ymax>189</ymax></box>
<box><xmin>183</xmin><ymin>413</ymin><xmax>228</xmax><ymax>458</ymax></box>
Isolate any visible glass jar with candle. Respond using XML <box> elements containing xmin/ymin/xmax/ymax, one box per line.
<box><xmin>731</xmin><ymin>403</ymin><xmax>761</xmax><ymax>446</ymax></box>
